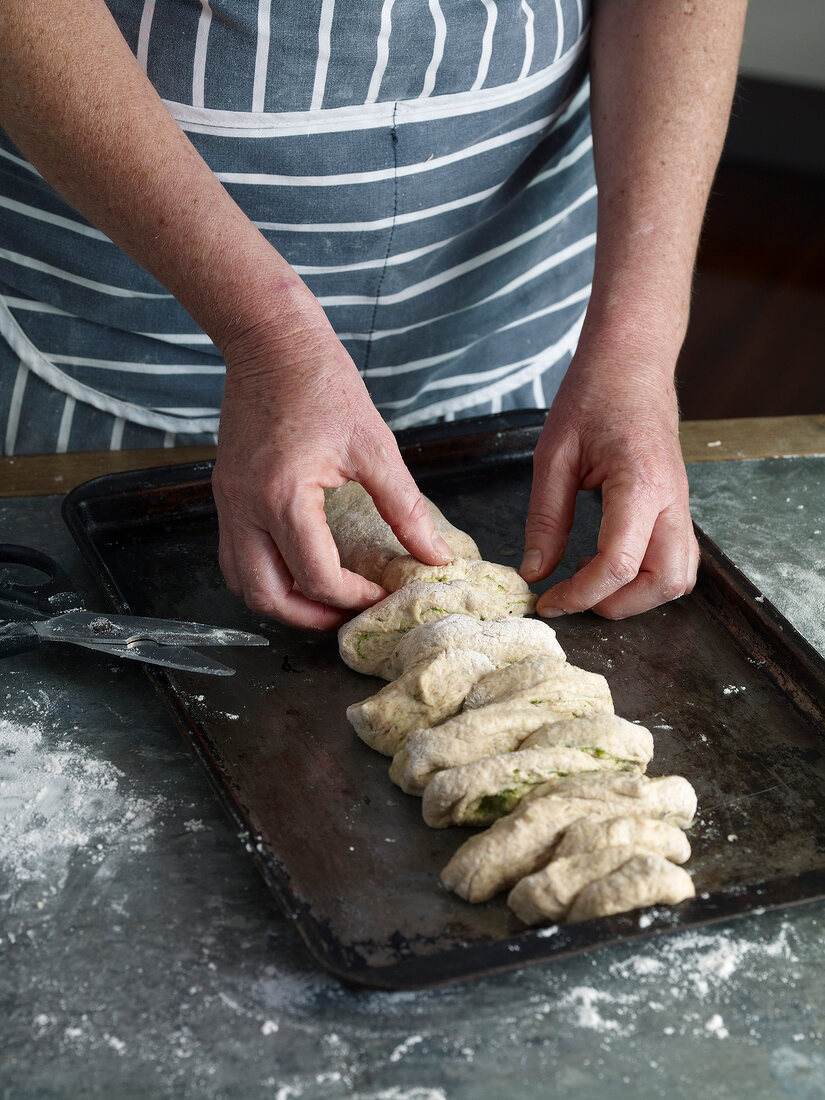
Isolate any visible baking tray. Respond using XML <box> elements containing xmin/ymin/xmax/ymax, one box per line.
<box><xmin>62</xmin><ymin>411</ymin><xmax>825</xmax><ymax>990</ymax></box>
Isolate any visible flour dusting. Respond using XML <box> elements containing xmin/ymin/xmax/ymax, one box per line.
<box><xmin>557</xmin><ymin>986</ymin><xmax>631</xmax><ymax>1036</ymax></box>
<box><xmin>544</xmin><ymin>923</ymin><xmax>803</xmax><ymax>1041</ymax></box>
<box><xmin>0</xmin><ymin>711</ymin><xmax>164</xmax><ymax>900</ymax></box>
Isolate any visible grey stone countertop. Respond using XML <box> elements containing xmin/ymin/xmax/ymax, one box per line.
<box><xmin>1</xmin><ymin>458</ymin><xmax>824</xmax><ymax>1100</ymax></box>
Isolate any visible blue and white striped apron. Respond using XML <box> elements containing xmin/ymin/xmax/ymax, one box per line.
<box><xmin>0</xmin><ymin>0</ymin><xmax>595</xmax><ymax>455</ymax></box>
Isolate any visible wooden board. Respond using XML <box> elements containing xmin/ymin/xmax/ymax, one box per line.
<box><xmin>4</xmin><ymin>414</ymin><xmax>825</xmax><ymax>498</ymax></box>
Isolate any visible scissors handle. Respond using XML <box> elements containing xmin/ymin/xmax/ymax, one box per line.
<box><xmin>0</xmin><ymin>544</ymin><xmax>85</xmax><ymax>619</ymax></box>
<box><xmin>0</xmin><ymin>621</ymin><xmax>41</xmax><ymax>658</ymax></box>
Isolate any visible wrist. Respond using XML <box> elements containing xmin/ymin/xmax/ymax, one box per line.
<box><xmin>212</xmin><ymin>268</ymin><xmax>329</xmax><ymax>372</ymax></box>
<box><xmin>575</xmin><ymin>288</ymin><xmax>687</xmax><ymax>386</ymax></box>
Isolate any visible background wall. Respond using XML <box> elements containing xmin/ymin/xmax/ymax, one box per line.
<box><xmin>674</xmin><ymin>0</ymin><xmax>824</xmax><ymax>420</ymax></box>
<box><xmin>738</xmin><ymin>0</ymin><xmax>824</xmax><ymax>89</ymax></box>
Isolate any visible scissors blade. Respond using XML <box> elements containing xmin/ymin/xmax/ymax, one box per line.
<box><xmin>71</xmin><ymin>639</ymin><xmax>235</xmax><ymax>676</ymax></box>
<box><xmin>34</xmin><ymin>610</ymin><xmax>269</xmax><ymax>648</ymax></box>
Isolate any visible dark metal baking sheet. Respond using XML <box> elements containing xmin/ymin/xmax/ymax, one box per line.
<box><xmin>62</xmin><ymin>412</ymin><xmax>825</xmax><ymax>990</ymax></box>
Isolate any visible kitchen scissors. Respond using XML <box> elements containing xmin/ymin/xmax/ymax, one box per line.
<box><xmin>0</xmin><ymin>543</ymin><xmax>268</xmax><ymax>676</ymax></box>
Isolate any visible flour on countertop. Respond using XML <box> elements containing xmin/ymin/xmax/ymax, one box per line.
<box><xmin>556</xmin><ymin>987</ymin><xmax>631</xmax><ymax>1035</ymax></box>
<box><xmin>389</xmin><ymin>1035</ymin><xmax>424</xmax><ymax>1062</ymax></box>
<box><xmin>545</xmin><ymin>924</ymin><xmax>800</xmax><ymax>1041</ymax></box>
<box><xmin>704</xmin><ymin>1013</ymin><xmax>729</xmax><ymax>1038</ymax></box>
<box><xmin>0</xmin><ymin>712</ymin><xmax>165</xmax><ymax>900</ymax></box>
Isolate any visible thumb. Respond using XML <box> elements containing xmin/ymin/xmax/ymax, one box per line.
<box><xmin>521</xmin><ymin>448</ymin><xmax>581</xmax><ymax>582</ymax></box>
<box><xmin>358</xmin><ymin>449</ymin><xmax>454</xmax><ymax>566</ymax></box>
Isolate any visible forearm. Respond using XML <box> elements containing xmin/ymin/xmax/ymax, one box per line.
<box><xmin>0</xmin><ymin>0</ymin><xmax>309</xmax><ymax>355</ymax></box>
<box><xmin>584</xmin><ymin>0</ymin><xmax>747</xmax><ymax>372</ymax></box>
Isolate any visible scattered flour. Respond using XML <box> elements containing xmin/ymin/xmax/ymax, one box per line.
<box><xmin>557</xmin><ymin>987</ymin><xmax>630</xmax><ymax>1036</ymax></box>
<box><xmin>389</xmin><ymin>1035</ymin><xmax>424</xmax><ymax>1062</ymax></box>
<box><xmin>625</xmin><ymin>956</ymin><xmax>663</xmax><ymax>977</ymax></box>
<box><xmin>0</xmin><ymin>713</ymin><xmax>164</xmax><ymax>899</ymax></box>
<box><xmin>275</xmin><ymin>1087</ymin><xmax>445</xmax><ymax>1100</ymax></box>
<box><xmin>704</xmin><ymin>1013</ymin><xmax>729</xmax><ymax>1039</ymax></box>
<box><xmin>535</xmin><ymin>925</ymin><xmax>560</xmax><ymax>938</ymax></box>
<box><xmin>531</xmin><ymin>924</ymin><xmax>803</xmax><ymax>1042</ymax></box>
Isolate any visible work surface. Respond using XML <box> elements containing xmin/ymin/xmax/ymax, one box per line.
<box><xmin>2</xmin><ymin>447</ymin><xmax>825</xmax><ymax>1098</ymax></box>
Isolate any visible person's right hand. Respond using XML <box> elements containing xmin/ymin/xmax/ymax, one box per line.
<box><xmin>212</xmin><ymin>286</ymin><xmax>454</xmax><ymax>631</ymax></box>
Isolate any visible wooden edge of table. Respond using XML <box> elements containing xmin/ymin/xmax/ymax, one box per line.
<box><xmin>1</xmin><ymin>415</ymin><xmax>824</xmax><ymax>499</ymax></box>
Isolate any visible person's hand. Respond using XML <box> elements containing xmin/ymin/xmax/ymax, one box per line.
<box><xmin>520</xmin><ymin>345</ymin><xmax>699</xmax><ymax>620</ymax></box>
<box><xmin>212</xmin><ymin>290</ymin><xmax>454</xmax><ymax>631</ymax></box>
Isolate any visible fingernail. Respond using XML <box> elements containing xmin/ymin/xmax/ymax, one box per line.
<box><xmin>538</xmin><ymin>605</ymin><xmax>565</xmax><ymax>619</ymax></box>
<box><xmin>368</xmin><ymin>584</ymin><xmax>386</xmax><ymax>602</ymax></box>
<box><xmin>432</xmin><ymin>532</ymin><xmax>454</xmax><ymax>559</ymax></box>
<box><xmin>520</xmin><ymin>548</ymin><xmax>543</xmax><ymax>577</ymax></box>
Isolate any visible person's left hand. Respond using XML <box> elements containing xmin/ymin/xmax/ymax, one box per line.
<box><xmin>519</xmin><ymin>343</ymin><xmax>699</xmax><ymax>620</ymax></box>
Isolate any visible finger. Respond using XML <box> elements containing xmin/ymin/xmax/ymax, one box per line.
<box><xmin>213</xmin><ymin>476</ymin><xmax>242</xmax><ymax>595</ymax></box>
<box><xmin>686</xmin><ymin>526</ymin><xmax>701</xmax><ymax>593</ymax></box>
<box><xmin>589</xmin><ymin>507</ymin><xmax>695</xmax><ymax>619</ymax></box>
<box><xmin>234</xmin><ymin>526</ymin><xmax>349</xmax><ymax>631</ymax></box>
<box><xmin>218</xmin><ymin>529</ymin><xmax>241</xmax><ymax>595</ymax></box>
<box><xmin>520</xmin><ymin>445</ymin><xmax>580</xmax><ymax>582</ymax></box>
<box><xmin>275</xmin><ymin>484</ymin><xmax>388</xmax><ymax>610</ymax></box>
<box><xmin>536</xmin><ymin>482</ymin><xmax>657</xmax><ymax>617</ymax></box>
<box><xmin>358</xmin><ymin>449</ymin><xmax>454</xmax><ymax>566</ymax></box>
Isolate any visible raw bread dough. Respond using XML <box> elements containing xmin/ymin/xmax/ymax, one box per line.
<box><xmin>421</xmin><ymin>744</ymin><xmax>641</xmax><ymax>829</ymax></box>
<box><xmin>441</xmin><ymin>774</ymin><xmax>697</xmax><ymax>902</ymax></box>
<box><xmin>464</xmin><ymin>655</ymin><xmax>611</xmax><ymax>711</ymax></box>
<box><xmin>324</xmin><ymin>481</ymin><xmax>480</xmax><ymax>584</ymax></box>
<box><xmin>508</xmin><ymin>845</ymin><xmax>664</xmax><ymax>925</ymax></box>
<box><xmin>566</xmin><ymin>852</ymin><xmax>695</xmax><ymax>923</ymax></box>
<box><xmin>391</xmin><ymin>615</ymin><xmax>565</xmax><ymax>681</ymax></box>
<box><xmin>346</xmin><ymin>648</ymin><xmax>494</xmax><ymax>756</ymax></box>
<box><xmin>391</xmin><ymin>663</ymin><xmax>615</xmax><ymax>794</ymax></box>
<box><xmin>553</xmin><ymin>814</ymin><xmax>691</xmax><ymax>862</ymax></box>
<box><xmin>518</xmin><ymin>772</ymin><xmax>697</xmax><ymax>825</ymax></box>
<box><xmin>338</xmin><ymin>580</ymin><xmax>534</xmax><ymax>678</ymax></box>
<box><xmin>442</xmin><ymin>796</ymin><xmax>614</xmax><ymax>903</ymax></box>
<box><xmin>392</xmin><ymin>700</ymin><xmax>616</xmax><ymax>797</ymax></box>
<box><xmin>520</xmin><ymin>715</ymin><xmax>654</xmax><ymax>768</ymax></box>
<box><xmin>508</xmin><ymin>818</ymin><xmax>692</xmax><ymax>925</ymax></box>
<box><xmin>390</xmin><ymin>703</ymin><xmax>562</xmax><ymax>795</ymax></box>
<box><xmin>381</xmin><ymin>555</ymin><xmax>533</xmax><ymax>599</ymax></box>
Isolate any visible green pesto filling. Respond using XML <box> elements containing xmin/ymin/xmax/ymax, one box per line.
<box><xmin>481</xmin><ymin>574</ymin><xmax>507</xmax><ymax>590</ymax></box>
<box><xmin>473</xmin><ymin>787</ymin><xmax>525</xmax><ymax>818</ymax></box>
<box><xmin>579</xmin><ymin>746</ymin><xmax>639</xmax><ymax>768</ymax></box>
<box><xmin>355</xmin><ymin>623</ymin><xmax>412</xmax><ymax>660</ymax></box>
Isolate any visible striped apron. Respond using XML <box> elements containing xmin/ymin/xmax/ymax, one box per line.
<box><xmin>0</xmin><ymin>0</ymin><xmax>595</xmax><ymax>455</ymax></box>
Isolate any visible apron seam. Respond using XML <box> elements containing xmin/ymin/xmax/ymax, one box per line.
<box><xmin>362</xmin><ymin>101</ymin><xmax>399</xmax><ymax>382</ymax></box>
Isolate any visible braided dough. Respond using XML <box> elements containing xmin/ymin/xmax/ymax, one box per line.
<box><xmin>339</xmin><ymin>580</ymin><xmax>537</xmax><ymax>678</ymax></box>
<box><xmin>333</xmin><ymin>484</ymin><xmax>698</xmax><ymax>928</ymax></box>
<box><xmin>421</xmin><ymin>719</ymin><xmax>654</xmax><ymax>828</ymax></box>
